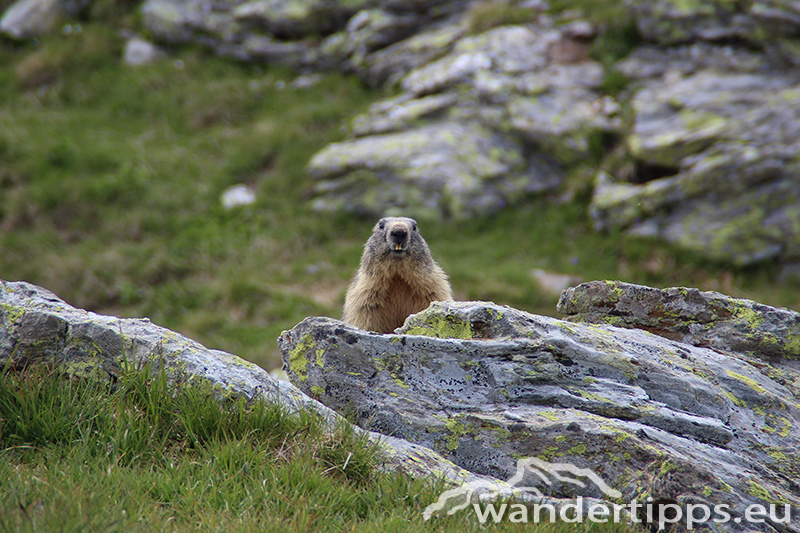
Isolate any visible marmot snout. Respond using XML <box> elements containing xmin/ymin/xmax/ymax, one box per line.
<box><xmin>342</xmin><ymin>217</ymin><xmax>453</xmax><ymax>333</ymax></box>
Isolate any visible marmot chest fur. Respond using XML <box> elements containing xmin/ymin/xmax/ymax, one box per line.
<box><xmin>342</xmin><ymin>217</ymin><xmax>453</xmax><ymax>333</ymax></box>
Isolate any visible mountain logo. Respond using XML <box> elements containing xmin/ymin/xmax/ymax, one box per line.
<box><xmin>423</xmin><ymin>457</ymin><xmax>622</xmax><ymax>520</ymax></box>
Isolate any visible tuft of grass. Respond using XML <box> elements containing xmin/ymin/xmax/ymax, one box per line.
<box><xmin>0</xmin><ymin>364</ymin><xmax>645</xmax><ymax>532</ymax></box>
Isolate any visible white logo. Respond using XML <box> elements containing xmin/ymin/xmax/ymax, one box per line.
<box><xmin>423</xmin><ymin>457</ymin><xmax>794</xmax><ymax>530</ymax></box>
<box><xmin>423</xmin><ymin>457</ymin><xmax>621</xmax><ymax>520</ymax></box>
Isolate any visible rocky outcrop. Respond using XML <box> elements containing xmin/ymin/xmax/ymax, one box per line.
<box><xmin>0</xmin><ymin>0</ymin><xmax>86</xmax><ymax>38</ymax></box>
<box><xmin>558</xmin><ymin>280</ymin><xmax>800</xmax><ymax>364</ymax></box>
<box><xmin>131</xmin><ymin>0</ymin><xmax>615</xmax><ymax>220</ymax></box>
<box><xmin>590</xmin><ymin>41</ymin><xmax>800</xmax><ymax>266</ymax></box>
<box><xmin>280</xmin><ymin>295</ymin><xmax>800</xmax><ymax>531</ymax></box>
<box><xmin>0</xmin><ymin>279</ymin><xmax>503</xmax><ymax>490</ymax></box>
<box><xmin>308</xmin><ymin>20</ymin><xmax>617</xmax><ymax>220</ymax></box>
<box><xmin>625</xmin><ymin>0</ymin><xmax>800</xmax><ymax>63</ymax></box>
<box><xmin>587</xmin><ymin>0</ymin><xmax>800</xmax><ymax>266</ymax></box>
<box><xmin>137</xmin><ymin>0</ymin><xmax>470</xmax><ymax>68</ymax></box>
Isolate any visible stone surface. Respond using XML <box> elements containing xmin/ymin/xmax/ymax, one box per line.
<box><xmin>625</xmin><ymin>0</ymin><xmax>800</xmax><ymax>64</ymax></box>
<box><xmin>591</xmin><ymin>40</ymin><xmax>800</xmax><ymax>266</ymax></box>
<box><xmin>0</xmin><ymin>279</ymin><xmax>497</xmax><ymax>488</ymax></box>
<box><xmin>139</xmin><ymin>0</ymin><xmax>469</xmax><ymax>69</ymax></box>
<box><xmin>308</xmin><ymin>120</ymin><xmax>560</xmax><ymax>220</ymax></box>
<box><xmin>308</xmin><ymin>22</ymin><xmax>618</xmax><ymax>220</ymax></box>
<box><xmin>558</xmin><ymin>280</ymin><xmax>800</xmax><ymax>366</ymax></box>
<box><xmin>0</xmin><ymin>0</ymin><xmax>85</xmax><ymax>38</ymax></box>
<box><xmin>123</xmin><ymin>36</ymin><xmax>166</xmax><ymax>66</ymax></box>
<box><xmin>280</xmin><ymin>298</ymin><xmax>800</xmax><ymax>531</ymax></box>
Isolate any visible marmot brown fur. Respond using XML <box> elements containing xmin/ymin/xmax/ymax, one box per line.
<box><xmin>342</xmin><ymin>217</ymin><xmax>453</xmax><ymax>333</ymax></box>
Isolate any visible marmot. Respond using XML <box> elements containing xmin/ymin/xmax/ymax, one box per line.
<box><xmin>342</xmin><ymin>216</ymin><xmax>453</xmax><ymax>333</ymax></box>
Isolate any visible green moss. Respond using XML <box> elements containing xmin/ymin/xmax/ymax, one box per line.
<box><xmin>404</xmin><ymin>314</ymin><xmax>475</xmax><ymax>339</ymax></box>
<box><xmin>538</xmin><ymin>411</ymin><xmax>561</xmax><ymax>422</ymax></box>
<box><xmin>767</xmin><ymin>449</ymin><xmax>787</xmax><ymax>461</ymax></box>
<box><xmin>604</xmin><ymin>280</ymin><xmax>623</xmax><ymax>304</ymax></box>
<box><xmin>726</xmin><ymin>369</ymin><xmax>767</xmax><ymax>395</ymax></box>
<box><xmin>748</xmin><ymin>479</ymin><xmax>788</xmax><ymax>505</ymax></box>
<box><xmin>444</xmin><ymin>417</ymin><xmax>467</xmax><ymax>451</ymax></box>
<box><xmin>486</xmin><ymin>307</ymin><xmax>504</xmax><ymax>321</ymax></box>
<box><xmin>568</xmin><ymin>443</ymin><xmax>587</xmax><ymax>455</ymax></box>
<box><xmin>659</xmin><ymin>460</ymin><xmax>677</xmax><ymax>475</ymax></box>
<box><xmin>309</xmin><ymin>385</ymin><xmax>324</xmax><ymax>397</ymax></box>
<box><xmin>783</xmin><ymin>332</ymin><xmax>800</xmax><ymax>359</ymax></box>
<box><xmin>730</xmin><ymin>303</ymin><xmax>765</xmax><ymax>329</ymax></box>
<box><xmin>465</xmin><ymin>0</ymin><xmax>538</xmax><ymax>35</ymax></box>
<box><xmin>0</xmin><ymin>303</ymin><xmax>25</xmax><ymax>325</ymax></box>
<box><xmin>762</xmin><ymin>415</ymin><xmax>792</xmax><ymax>438</ymax></box>
<box><xmin>288</xmin><ymin>333</ymin><xmax>314</xmax><ymax>382</ymax></box>
<box><xmin>723</xmin><ymin>390</ymin><xmax>746</xmax><ymax>408</ymax></box>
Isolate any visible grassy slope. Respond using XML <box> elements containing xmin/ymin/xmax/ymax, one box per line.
<box><xmin>0</xmin><ymin>365</ymin><xmax>644</xmax><ymax>532</ymax></box>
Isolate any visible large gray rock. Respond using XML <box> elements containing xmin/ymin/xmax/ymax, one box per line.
<box><xmin>558</xmin><ymin>280</ymin><xmax>800</xmax><ymax>365</ymax></box>
<box><xmin>308</xmin><ymin>120</ymin><xmax>560</xmax><ymax>220</ymax></box>
<box><xmin>140</xmin><ymin>0</ymin><xmax>469</xmax><ymax>68</ymax></box>
<box><xmin>625</xmin><ymin>0</ymin><xmax>800</xmax><ymax>64</ymax></box>
<box><xmin>308</xmin><ymin>22</ymin><xmax>619</xmax><ymax>220</ymax></box>
<box><xmin>280</xmin><ymin>298</ymin><xmax>800</xmax><ymax>531</ymax></box>
<box><xmin>0</xmin><ymin>279</ymin><xmax>501</xmax><ymax>489</ymax></box>
<box><xmin>591</xmin><ymin>41</ymin><xmax>800</xmax><ymax>266</ymax></box>
<box><xmin>0</xmin><ymin>0</ymin><xmax>85</xmax><ymax>38</ymax></box>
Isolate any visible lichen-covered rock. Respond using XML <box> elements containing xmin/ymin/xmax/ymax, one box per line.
<box><xmin>626</xmin><ymin>0</ymin><xmax>800</xmax><ymax>64</ymax></box>
<box><xmin>592</xmin><ymin>43</ymin><xmax>800</xmax><ymax>266</ymax></box>
<box><xmin>308</xmin><ymin>22</ymin><xmax>620</xmax><ymax>220</ymax></box>
<box><xmin>624</xmin><ymin>0</ymin><xmax>758</xmax><ymax>46</ymax></box>
<box><xmin>0</xmin><ymin>0</ymin><xmax>86</xmax><ymax>38</ymax></box>
<box><xmin>558</xmin><ymin>280</ymin><xmax>800</xmax><ymax>365</ymax></box>
<box><xmin>308</xmin><ymin>120</ymin><xmax>560</xmax><ymax>220</ymax></box>
<box><xmin>139</xmin><ymin>0</ymin><xmax>469</xmax><ymax>69</ymax></box>
<box><xmin>280</xmin><ymin>299</ymin><xmax>800</xmax><ymax>531</ymax></box>
<box><xmin>0</xmin><ymin>279</ymin><xmax>502</xmax><ymax>488</ymax></box>
<box><xmin>348</xmin><ymin>18</ymin><xmax>466</xmax><ymax>86</ymax></box>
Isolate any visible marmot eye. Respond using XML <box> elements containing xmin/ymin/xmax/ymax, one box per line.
<box><xmin>412</xmin><ymin>223</ymin><xmax>417</xmax><ymax>231</ymax></box>
<box><xmin>378</xmin><ymin>221</ymin><xmax>385</xmax><ymax>230</ymax></box>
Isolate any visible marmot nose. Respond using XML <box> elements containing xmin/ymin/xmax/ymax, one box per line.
<box><xmin>390</xmin><ymin>227</ymin><xmax>408</xmax><ymax>242</ymax></box>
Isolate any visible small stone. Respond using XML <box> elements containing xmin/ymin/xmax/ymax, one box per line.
<box><xmin>221</xmin><ymin>184</ymin><xmax>256</xmax><ymax>209</ymax></box>
<box><xmin>123</xmin><ymin>37</ymin><xmax>166</xmax><ymax>66</ymax></box>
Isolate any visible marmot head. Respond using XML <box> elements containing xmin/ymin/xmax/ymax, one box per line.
<box><xmin>367</xmin><ymin>216</ymin><xmax>429</xmax><ymax>261</ymax></box>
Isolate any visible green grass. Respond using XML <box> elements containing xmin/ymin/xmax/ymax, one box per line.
<box><xmin>0</xmin><ymin>364</ymin><xmax>644</xmax><ymax>532</ymax></box>
<box><xmin>0</xmin><ymin>5</ymin><xmax>798</xmax><ymax>375</ymax></box>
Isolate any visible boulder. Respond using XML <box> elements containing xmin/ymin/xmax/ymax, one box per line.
<box><xmin>625</xmin><ymin>0</ymin><xmax>800</xmax><ymax>64</ymax></box>
<box><xmin>0</xmin><ymin>279</ymin><xmax>500</xmax><ymax>489</ymax></box>
<box><xmin>308</xmin><ymin>120</ymin><xmax>560</xmax><ymax>220</ymax></box>
<box><xmin>591</xmin><ymin>41</ymin><xmax>800</xmax><ymax>266</ymax></box>
<box><xmin>558</xmin><ymin>280</ymin><xmax>800</xmax><ymax>365</ymax></box>
<box><xmin>308</xmin><ymin>22</ymin><xmax>619</xmax><ymax>220</ymax></box>
<box><xmin>280</xmin><ymin>297</ymin><xmax>800</xmax><ymax>531</ymax></box>
<box><xmin>0</xmin><ymin>0</ymin><xmax>86</xmax><ymax>38</ymax></box>
<box><xmin>139</xmin><ymin>0</ymin><xmax>469</xmax><ymax>68</ymax></box>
